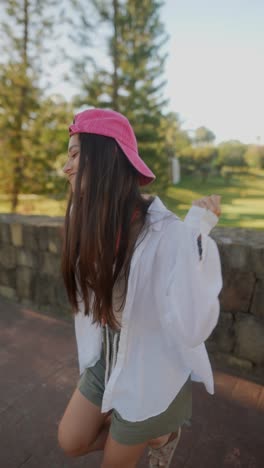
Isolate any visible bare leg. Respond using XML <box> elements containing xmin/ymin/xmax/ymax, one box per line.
<box><xmin>101</xmin><ymin>432</ymin><xmax>148</xmax><ymax>468</ymax></box>
<box><xmin>86</xmin><ymin>415</ymin><xmax>112</xmax><ymax>453</ymax></box>
<box><xmin>58</xmin><ymin>385</ymin><xmax>179</xmax><ymax>463</ymax></box>
<box><xmin>58</xmin><ymin>389</ymin><xmax>111</xmax><ymax>457</ymax></box>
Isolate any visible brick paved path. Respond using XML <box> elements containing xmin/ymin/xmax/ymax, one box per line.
<box><xmin>0</xmin><ymin>298</ymin><xmax>263</xmax><ymax>468</ymax></box>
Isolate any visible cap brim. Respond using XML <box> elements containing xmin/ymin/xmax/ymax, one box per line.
<box><xmin>116</xmin><ymin>139</ymin><xmax>156</xmax><ymax>186</ymax></box>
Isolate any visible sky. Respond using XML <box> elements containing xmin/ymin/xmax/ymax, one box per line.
<box><xmin>160</xmin><ymin>0</ymin><xmax>264</xmax><ymax>144</ymax></box>
<box><xmin>49</xmin><ymin>0</ymin><xmax>264</xmax><ymax>145</ymax></box>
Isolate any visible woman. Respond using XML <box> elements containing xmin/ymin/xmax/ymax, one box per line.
<box><xmin>58</xmin><ymin>108</ymin><xmax>222</xmax><ymax>468</ymax></box>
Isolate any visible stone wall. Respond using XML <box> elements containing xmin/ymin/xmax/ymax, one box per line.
<box><xmin>206</xmin><ymin>226</ymin><xmax>264</xmax><ymax>381</ymax></box>
<box><xmin>0</xmin><ymin>213</ymin><xmax>263</xmax><ymax>381</ymax></box>
<box><xmin>0</xmin><ymin>213</ymin><xmax>71</xmax><ymax>318</ymax></box>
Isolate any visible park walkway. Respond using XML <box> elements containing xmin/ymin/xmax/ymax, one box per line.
<box><xmin>0</xmin><ymin>297</ymin><xmax>263</xmax><ymax>468</ymax></box>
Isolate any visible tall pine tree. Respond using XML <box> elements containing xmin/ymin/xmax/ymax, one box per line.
<box><xmin>0</xmin><ymin>0</ymin><xmax>65</xmax><ymax>210</ymax></box>
<box><xmin>66</xmin><ymin>0</ymin><xmax>170</xmax><ymax>193</ymax></box>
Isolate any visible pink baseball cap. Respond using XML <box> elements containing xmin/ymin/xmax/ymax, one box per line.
<box><xmin>68</xmin><ymin>108</ymin><xmax>156</xmax><ymax>186</ymax></box>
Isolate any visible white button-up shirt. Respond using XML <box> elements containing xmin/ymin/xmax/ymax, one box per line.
<box><xmin>74</xmin><ymin>196</ymin><xmax>223</xmax><ymax>422</ymax></box>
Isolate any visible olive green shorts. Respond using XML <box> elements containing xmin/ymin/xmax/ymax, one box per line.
<box><xmin>77</xmin><ymin>328</ymin><xmax>192</xmax><ymax>446</ymax></box>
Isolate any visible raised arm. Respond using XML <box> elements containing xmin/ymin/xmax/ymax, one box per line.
<box><xmin>164</xmin><ymin>198</ymin><xmax>223</xmax><ymax>348</ymax></box>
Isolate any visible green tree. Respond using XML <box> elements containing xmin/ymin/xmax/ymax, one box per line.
<box><xmin>194</xmin><ymin>126</ymin><xmax>216</xmax><ymax>146</ymax></box>
<box><xmin>212</xmin><ymin>140</ymin><xmax>247</xmax><ymax>183</ymax></box>
<box><xmin>215</xmin><ymin>140</ymin><xmax>247</xmax><ymax>169</ymax></box>
<box><xmin>178</xmin><ymin>145</ymin><xmax>218</xmax><ymax>181</ymax></box>
<box><xmin>244</xmin><ymin>144</ymin><xmax>264</xmax><ymax>169</ymax></box>
<box><xmin>0</xmin><ymin>0</ymin><xmax>61</xmax><ymax>211</ymax></box>
<box><xmin>66</xmin><ymin>0</ymin><xmax>170</xmax><ymax>193</ymax></box>
<box><xmin>161</xmin><ymin>112</ymin><xmax>191</xmax><ymax>157</ymax></box>
<box><xmin>20</xmin><ymin>95</ymin><xmax>74</xmax><ymax>195</ymax></box>
<box><xmin>0</xmin><ymin>61</ymin><xmax>40</xmax><ymax>198</ymax></box>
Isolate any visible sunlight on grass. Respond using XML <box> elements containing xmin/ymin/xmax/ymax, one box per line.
<box><xmin>0</xmin><ymin>195</ymin><xmax>67</xmax><ymax>216</ymax></box>
<box><xmin>164</xmin><ymin>169</ymin><xmax>264</xmax><ymax>230</ymax></box>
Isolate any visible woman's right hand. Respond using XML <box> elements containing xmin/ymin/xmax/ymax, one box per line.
<box><xmin>192</xmin><ymin>194</ymin><xmax>221</xmax><ymax>218</ymax></box>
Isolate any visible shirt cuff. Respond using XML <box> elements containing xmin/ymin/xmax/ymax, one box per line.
<box><xmin>184</xmin><ymin>205</ymin><xmax>219</xmax><ymax>235</ymax></box>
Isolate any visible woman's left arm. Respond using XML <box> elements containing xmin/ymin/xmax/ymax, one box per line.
<box><xmin>165</xmin><ymin>195</ymin><xmax>223</xmax><ymax>348</ymax></box>
<box><xmin>184</xmin><ymin>193</ymin><xmax>221</xmax><ymax>264</ymax></box>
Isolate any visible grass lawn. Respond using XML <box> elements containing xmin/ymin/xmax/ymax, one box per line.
<box><xmin>163</xmin><ymin>168</ymin><xmax>264</xmax><ymax>230</ymax></box>
<box><xmin>0</xmin><ymin>194</ymin><xmax>68</xmax><ymax>217</ymax></box>
<box><xmin>0</xmin><ymin>169</ymin><xmax>263</xmax><ymax>230</ymax></box>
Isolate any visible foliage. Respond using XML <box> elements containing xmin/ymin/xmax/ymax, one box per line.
<box><xmin>0</xmin><ymin>81</ymin><xmax>73</xmax><ymax>197</ymax></box>
<box><xmin>178</xmin><ymin>145</ymin><xmax>218</xmax><ymax>181</ymax></box>
<box><xmin>160</xmin><ymin>111</ymin><xmax>191</xmax><ymax>158</ymax></box>
<box><xmin>215</xmin><ymin>140</ymin><xmax>247</xmax><ymax>169</ymax></box>
<box><xmin>0</xmin><ymin>60</ymin><xmax>41</xmax><ymax>203</ymax></box>
<box><xmin>0</xmin><ymin>0</ymin><xmax>63</xmax><ymax>211</ymax></box>
<box><xmin>193</xmin><ymin>126</ymin><xmax>216</xmax><ymax>145</ymax></box>
<box><xmin>66</xmin><ymin>0</ymin><xmax>170</xmax><ymax>193</ymax></box>
<box><xmin>244</xmin><ymin>145</ymin><xmax>264</xmax><ymax>169</ymax></box>
<box><xmin>19</xmin><ymin>96</ymin><xmax>74</xmax><ymax>195</ymax></box>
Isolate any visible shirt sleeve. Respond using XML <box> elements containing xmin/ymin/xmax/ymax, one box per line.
<box><xmin>165</xmin><ymin>206</ymin><xmax>223</xmax><ymax>348</ymax></box>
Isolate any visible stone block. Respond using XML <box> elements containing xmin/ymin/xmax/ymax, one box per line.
<box><xmin>234</xmin><ymin>314</ymin><xmax>264</xmax><ymax>365</ymax></box>
<box><xmin>0</xmin><ymin>285</ymin><xmax>17</xmax><ymax>300</ymax></box>
<box><xmin>215</xmin><ymin>243</ymin><xmax>226</xmax><ymax>271</ymax></box>
<box><xmin>49</xmin><ymin>225</ymin><xmax>63</xmax><ymax>254</ymax></box>
<box><xmin>226</xmin><ymin>355</ymin><xmax>254</xmax><ymax>370</ymax></box>
<box><xmin>250</xmin><ymin>247</ymin><xmax>264</xmax><ymax>277</ymax></box>
<box><xmin>33</xmin><ymin>273</ymin><xmax>56</xmax><ymax>306</ymax></box>
<box><xmin>16</xmin><ymin>267</ymin><xmax>34</xmax><ymax>300</ymax></box>
<box><xmin>0</xmin><ymin>245</ymin><xmax>16</xmax><ymax>269</ymax></box>
<box><xmin>210</xmin><ymin>351</ymin><xmax>253</xmax><ymax>371</ymax></box>
<box><xmin>208</xmin><ymin>312</ymin><xmax>234</xmax><ymax>352</ymax></box>
<box><xmin>10</xmin><ymin>223</ymin><xmax>23</xmax><ymax>247</ymax></box>
<box><xmin>222</xmin><ymin>243</ymin><xmax>251</xmax><ymax>272</ymax></box>
<box><xmin>0</xmin><ymin>269</ymin><xmax>16</xmax><ymax>288</ymax></box>
<box><xmin>54</xmin><ymin>277</ymin><xmax>69</xmax><ymax>308</ymax></box>
<box><xmin>37</xmin><ymin>225</ymin><xmax>50</xmax><ymax>251</ymax></box>
<box><xmin>48</xmin><ymin>240</ymin><xmax>59</xmax><ymax>254</ymax></box>
<box><xmin>36</xmin><ymin>224</ymin><xmax>63</xmax><ymax>253</ymax></box>
<box><xmin>250</xmin><ymin>277</ymin><xmax>264</xmax><ymax>319</ymax></box>
<box><xmin>0</xmin><ymin>222</ymin><xmax>11</xmax><ymax>245</ymax></box>
<box><xmin>205</xmin><ymin>341</ymin><xmax>218</xmax><ymax>353</ymax></box>
<box><xmin>39</xmin><ymin>252</ymin><xmax>60</xmax><ymax>277</ymax></box>
<box><xmin>219</xmin><ymin>270</ymin><xmax>256</xmax><ymax>313</ymax></box>
<box><xmin>16</xmin><ymin>249</ymin><xmax>38</xmax><ymax>269</ymax></box>
<box><xmin>23</xmin><ymin>224</ymin><xmax>38</xmax><ymax>251</ymax></box>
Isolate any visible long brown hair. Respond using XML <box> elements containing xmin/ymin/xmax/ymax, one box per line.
<box><xmin>61</xmin><ymin>132</ymin><xmax>154</xmax><ymax>330</ymax></box>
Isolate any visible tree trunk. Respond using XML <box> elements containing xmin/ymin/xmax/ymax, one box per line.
<box><xmin>11</xmin><ymin>188</ymin><xmax>19</xmax><ymax>213</ymax></box>
<box><xmin>11</xmin><ymin>0</ymin><xmax>29</xmax><ymax>212</ymax></box>
<box><xmin>112</xmin><ymin>0</ymin><xmax>119</xmax><ymax>110</ymax></box>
